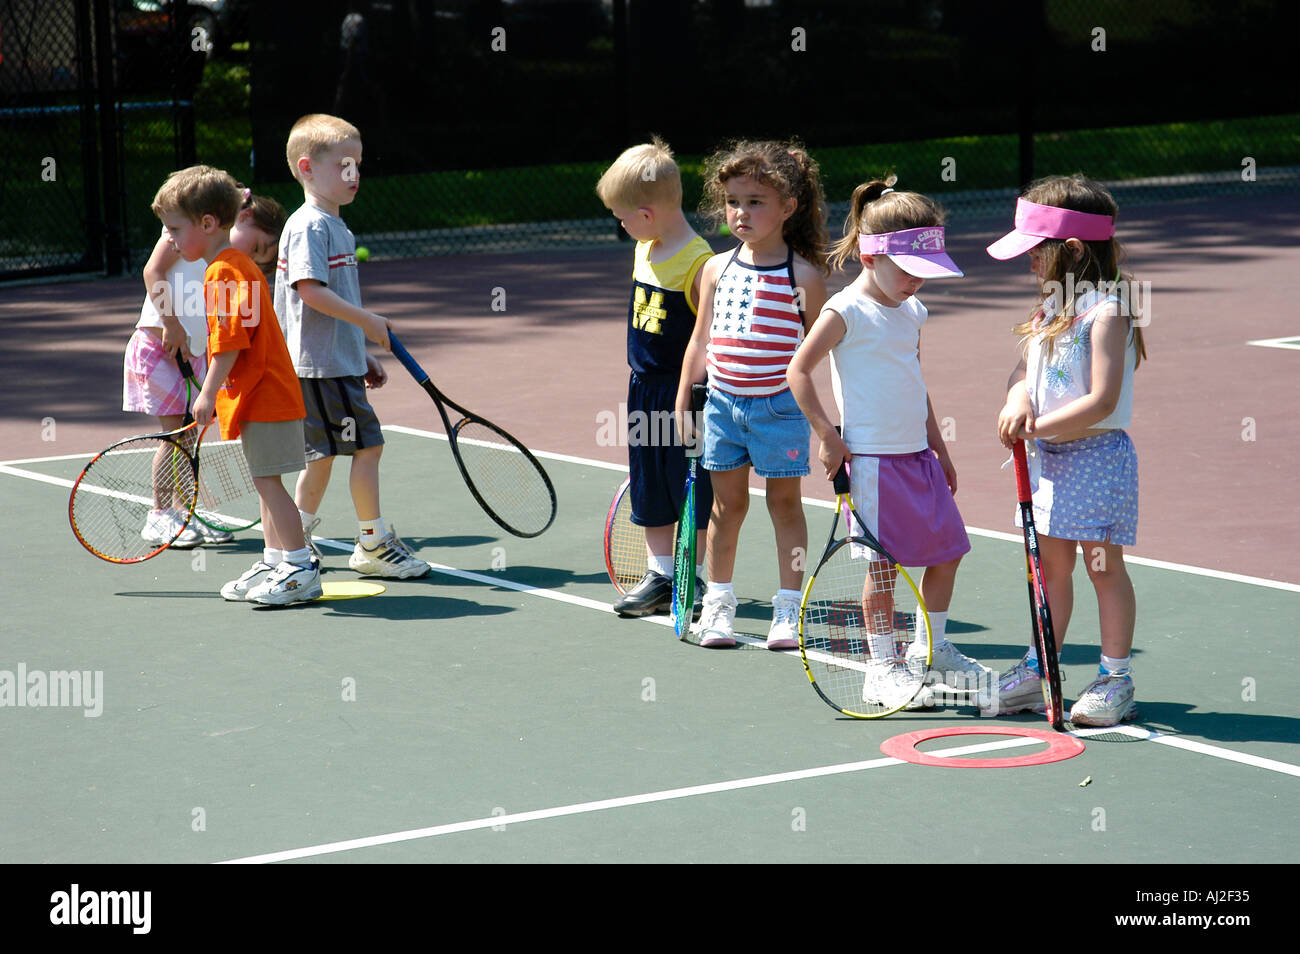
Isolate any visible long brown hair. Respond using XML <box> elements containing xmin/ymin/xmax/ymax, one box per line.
<box><xmin>700</xmin><ymin>139</ymin><xmax>829</xmax><ymax>273</ymax></box>
<box><xmin>1015</xmin><ymin>174</ymin><xmax>1147</xmax><ymax>368</ymax></box>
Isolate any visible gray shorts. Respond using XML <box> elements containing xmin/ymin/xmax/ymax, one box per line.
<box><xmin>240</xmin><ymin>419</ymin><xmax>307</xmax><ymax>478</ymax></box>
<box><xmin>299</xmin><ymin>375</ymin><xmax>385</xmax><ymax>461</ymax></box>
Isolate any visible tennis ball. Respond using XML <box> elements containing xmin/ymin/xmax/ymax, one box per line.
<box><xmin>718</xmin><ymin>224</ymin><xmax>730</xmax><ymax>237</ymax></box>
<box><xmin>355</xmin><ymin>246</ymin><xmax>370</xmax><ymax>262</ymax></box>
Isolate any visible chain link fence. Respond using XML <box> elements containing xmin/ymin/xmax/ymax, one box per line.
<box><xmin>3</xmin><ymin>0</ymin><xmax>1296</xmax><ymax>279</ymax></box>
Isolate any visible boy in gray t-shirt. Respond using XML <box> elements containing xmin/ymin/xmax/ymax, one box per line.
<box><xmin>275</xmin><ymin>113</ymin><xmax>428</xmax><ymax>579</ymax></box>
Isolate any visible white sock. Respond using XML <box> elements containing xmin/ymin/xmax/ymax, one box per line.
<box><xmin>264</xmin><ymin>548</ymin><xmax>285</xmax><ymax>565</ymax></box>
<box><xmin>648</xmin><ymin>553</ymin><xmax>671</xmax><ymax>577</ymax></box>
<box><xmin>918</xmin><ymin>610</ymin><xmax>948</xmax><ymax>646</ymax></box>
<box><xmin>1100</xmin><ymin>654</ymin><xmax>1131</xmax><ymax>677</ymax></box>
<box><xmin>775</xmin><ymin>587</ymin><xmax>801</xmax><ymax>603</ymax></box>
<box><xmin>358</xmin><ymin>517</ymin><xmax>387</xmax><ymax>547</ymax></box>
<box><xmin>707</xmin><ymin>581</ymin><xmax>734</xmax><ymax>598</ymax></box>
<box><xmin>298</xmin><ymin>509</ymin><xmax>316</xmax><ymax>526</ymax></box>
<box><xmin>284</xmin><ymin>547</ymin><xmax>312</xmax><ymax>567</ymax></box>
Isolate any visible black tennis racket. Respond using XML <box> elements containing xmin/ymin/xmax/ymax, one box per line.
<box><xmin>175</xmin><ymin>358</ymin><xmax>261</xmax><ymax>533</ymax></box>
<box><xmin>1012</xmin><ymin>439</ymin><xmax>1065</xmax><ymax>730</ymax></box>
<box><xmin>388</xmin><ymin>332</ymin><xmax>557</xmax><ymax>538</ymax></box>
<box><xmin>671</xmin><ymin>383</ymin><xmax>707</xmax><ymax>638</ymax></box>
<box><xmin>798</xmin><ymin>455</ymin><xmax>932</xmax><ymax>718</ymax></box>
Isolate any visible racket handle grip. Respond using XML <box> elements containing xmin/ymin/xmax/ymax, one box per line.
<box><xmin>831</xmin><ymin>425</ymin><xmax>850</xmax><ymax>496</ymax></box>
<box><xmin>174</xmin><ymin>353</ymin><xmax>196</xmax><ymax>382</ymax></box>
<box><xmin>1012</xmin><ymin>439</ymin><xmax>1032</xmax><ymax>503</ymax></box>
<box><xmin>691</xmin><ymin>382</ymin><xmax>707</xmax><ymax>413</ymax></box>
<box><xmin>387</xmin><ymin>332</ymin><xmax>429</xmax><ymax>385</ymax></box>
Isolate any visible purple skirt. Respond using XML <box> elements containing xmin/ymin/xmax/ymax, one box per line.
<box><xmin>847</xmin><ymin>450</ymin><xmax>970</xmax><ymax>567</ymax></box>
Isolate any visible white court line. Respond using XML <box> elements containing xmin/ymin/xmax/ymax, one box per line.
<box><xmin>361</xmin><ymin>429</ymin><xmax>1300</xmax><ymax>592</ymax></box>
<box><xmin>8</xmin><ymin>433</ymin><xmax>1300</xmax><ymax>595</ymax></box>
<box><xmin>5</xmin><ymin>448</ymin><xmax>1294</xmax><ymax>857</ymax></box>
<box><xmin>0</xmin><ymin>462</ymin><xmax>79</xmax><ymax>491</ymax></box>
<box><xmin>219</xmin><ymin>723</ymin><xmax>1298</xmax><ymax>863</ymax></box>
<box><xmin>383</xmin><ymin>423</ymin><xmax>630</xmax><ymax>473</ymax></box>
<box><xmin>1246</xmin><ymin>336</ymin><xmax>1300</xmax><ymax>351</ymax></box>
<box><xmin>310</xmin><ymin>533</ymin><xmax>1300</xmax><ymax>784</ymax></box>
<box><xmin>218</xmin><ymin>734</ymin><xmax>1044</xmax><ymax>864</ymax></box>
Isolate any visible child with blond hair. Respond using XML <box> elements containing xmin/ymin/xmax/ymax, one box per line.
<box><xmin>275</xmin><ymin>113</ymin><xmax>428</xmax><ymax>579</ymax></box>
<box><xmin>596</xmin><ymin>137</ymin><xmax>714</xmax><ymax>618</ymax></box>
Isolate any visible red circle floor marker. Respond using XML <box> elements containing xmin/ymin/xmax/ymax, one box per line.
<box><xmin>881</xmin><ymin>725</ymin><xmax>1086</xmax><ymax>768</ymax></box>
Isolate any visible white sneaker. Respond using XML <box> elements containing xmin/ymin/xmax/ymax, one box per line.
<box><xmin>141</xmin><ymin>509</ymin><xmax>202</xmax><ymax>548</ymax></box>
<box><xmin>221</xmin><ymin>560</ymin><xmax>276</xmax><ymax>601</ymax></box>
<box><xmin>246</xmin><ymin>560</ymin><xmax>323</xmax><ymax>605</ymax></box>
<box><xmin>348</xmin><ymin>527</ymin><xmax>430</xmax><ymax>579</ymax></box>
<box><xmin>766</xmin><ymin>592</ymin><xmax>801</xmax><ymax>650</ymax></box>
<box><xmin>697</xmin><ymin>589</ymin><xmax>737</xmax><ymax>648</ymax></box>
<box><xmin>977</xmin><ymin>654</ymin><xmax>1063</xmax><ymax>716</ymax></box>
<box><xmin>862</xmin><ymin>659</ymin><xmax>934</xmax><ymax>711</ymax></box>
<box><xmin>910</xmin><ymin>638</ymin><xmax>993</xmax><ymax>691</ymax></box>
<box><xmin>1069</xmin><ymin>672</ymin><xmax>1138</xmax><ymax>727</ymax></box>
<box><xmin>191</xmin><ymin>516</ymin><xmax>234</xmax><ymax>544</ymax></box>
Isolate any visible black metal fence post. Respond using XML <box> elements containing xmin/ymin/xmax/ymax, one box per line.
<box><xmin>91</xmin><ymin>0</ymin><xmax>123</xmax><ymax>275</ymax></box>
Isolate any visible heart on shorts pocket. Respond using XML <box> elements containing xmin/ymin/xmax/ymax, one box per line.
<box><xmin>787</xmin><ymin>449</ymin><xmax>799</xmax><ymax>460</ymax></box>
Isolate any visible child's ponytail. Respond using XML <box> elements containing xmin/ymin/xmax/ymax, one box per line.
<box><xmin>830</xmin><ymin>175</ymin><xmax>946</xmax><ymax>273</ymax></box>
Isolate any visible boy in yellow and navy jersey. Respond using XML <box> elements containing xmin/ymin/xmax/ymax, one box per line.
<box><xmin>597</xmin><ymin>139</ymin><xmax>713</xmax><ymax>617</ymax></box>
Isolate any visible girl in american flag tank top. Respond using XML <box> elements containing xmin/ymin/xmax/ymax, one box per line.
<box><xmin>675</xmin><ymin>141</ymin><xmax>829</xmax><ymax>650</ymax></box>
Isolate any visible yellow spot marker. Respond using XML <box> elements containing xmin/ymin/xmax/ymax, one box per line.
<box><xmin>317</xmin><ymin>581</ymin><xmax>386</xmax><ymax>600</ymax></box>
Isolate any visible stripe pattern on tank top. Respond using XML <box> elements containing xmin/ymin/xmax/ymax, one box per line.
<box><xmin>706</xmin><ymin>253</ymin><xmax>803</xmax><ymax>396</ymax></box>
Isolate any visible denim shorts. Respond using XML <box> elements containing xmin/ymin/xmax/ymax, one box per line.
<box><xmin>702</xmin><ymin>386</ymin><xmax>810</xmax><ymax>479</ymax></box>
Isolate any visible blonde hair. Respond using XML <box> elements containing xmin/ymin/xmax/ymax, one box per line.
<box><xmin>1013</xmin><ymin>174</ymin><xmax>1146</xmax><ymax>369</ymax></box>
<box><xmin>285</xmin><ymin>113</ymin><xmax>361</xmax><ymax>183</ymax></box>
<box><xmin>596</xmin><ymin>137</ymin><xmax>683</xmax><ymax>208</ymax></box>
<box><xmin>828</xmin><ymin>175</ymin><xmax>947</xmax><ymax>273</ymax></box>
<box><xmin>151</xmin><ymin>165</ymin><xmax>243</xmax><ymax>227</ymax></box>
<box><xmin>700</xmin><ymin>139</ymin><xmax>829</xmax><ymax>272</ymax></box>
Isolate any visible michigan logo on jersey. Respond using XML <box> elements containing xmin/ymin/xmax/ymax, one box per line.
<box><xmin>632</xmin><ymin>286</ymin><xmax>667</xmax><ymax>335</ymax></box>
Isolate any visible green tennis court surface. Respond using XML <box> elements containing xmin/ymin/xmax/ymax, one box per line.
<box><xmin>3</xmin><ymin>427</ymin><xmax>1295</xmax><ymax>869</ymax></box>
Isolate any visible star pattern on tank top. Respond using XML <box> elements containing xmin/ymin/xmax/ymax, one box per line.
<box><xmin>715</xmin><ymin>271</ymin><xmax>756</xmax><ymax>335</ymax></box>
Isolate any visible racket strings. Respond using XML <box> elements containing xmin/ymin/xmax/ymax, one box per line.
<box><xmin>71</xmin><ymin>436</ymin><xmax>197</xmax><ymax>562</ymax></box>
<box><xmin>453</xmin><ymin>420</ymin><xmax>555</xmax><ymax>537</ymax></box>
<box><xmin>193</xmin><ymin>439</ymin><xmax>260</xmax><ymax>531</ymax></box>
<box><xmin>606</xmin><ymin>483</ymin><xmax>649</xmax><ymax>593</ymax></box>
<box><xmin>800</xmin><ymin>540</ymin><xmax>927</xmax><ymax>716</ymax></box>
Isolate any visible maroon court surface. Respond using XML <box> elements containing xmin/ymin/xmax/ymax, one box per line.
<box><xmin>3</xmin><ymin>192</ymin><xmax>1297</xmax><ymax>585</ymax></box>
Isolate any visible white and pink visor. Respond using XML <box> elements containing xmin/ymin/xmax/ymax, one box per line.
<box><xmin>858</xmin><ymin>225</ymin><xmax>963</xmax><ymax>279</ymax></box>
<box><xmin>987</xmin><ymin>198</ymin><xmax>1115</xmax><ymax>260</ymax></box>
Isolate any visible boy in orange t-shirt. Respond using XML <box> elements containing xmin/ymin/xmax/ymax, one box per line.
<box><xmin>152</xmin><ymin>165</ymin><xmax>320</xmax><ymax>605</ymax></box>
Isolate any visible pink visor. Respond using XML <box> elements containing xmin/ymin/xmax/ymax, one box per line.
<box><xmin>986</xmin><ymin>198</ymin><xmax>1116</xmax><ymax>259</ymax></box>
<box><xmin>858</xmin><ymin>226</ymin><xmax>963</xmax><ymax>278</ymax></box>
